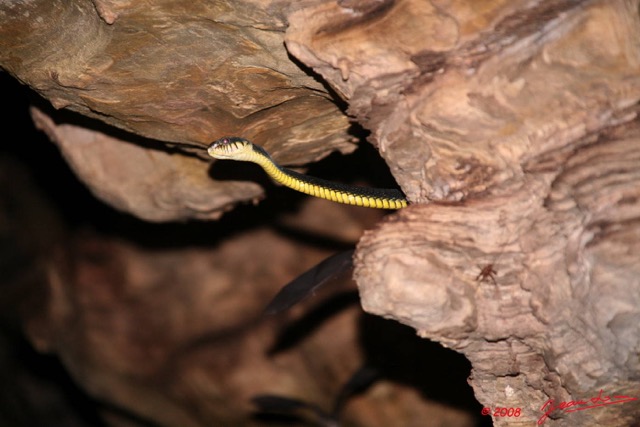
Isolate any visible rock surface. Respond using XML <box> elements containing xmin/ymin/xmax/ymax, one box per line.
<box><xmin>2</xmin><ymin>0</ymin><xmax>640</xmax><ymax>426</ymax></box>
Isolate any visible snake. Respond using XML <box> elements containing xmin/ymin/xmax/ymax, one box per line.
<box><xmin>207</xmin><ymin>137</ymin><xmax>408</xmax><ymax>209</ymax></box>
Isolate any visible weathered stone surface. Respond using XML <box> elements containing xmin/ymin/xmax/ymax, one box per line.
<box><xmin>30</xmin><ymin>106</ymin><xmax>258</xmax><ymax>221</ymax></box>
<box><xmin>286</xmin><ymin>0</ymin><xmax>640</xmax><ymax>425</ymax></box>
<box><xmin>0</xmin><ymin>0</ymin><xmax>353</xmax><ymax>220</ymax></box>
<box><xmin>5</xmin><ymin>0</ymin><xmax>640</xmax><ymax>426</ymax></box>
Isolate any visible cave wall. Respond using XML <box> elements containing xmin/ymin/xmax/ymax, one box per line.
<box><xmin>2</xmin><ymin>0</ymin><xmax>640</xmax><ymax>426</ymax></box>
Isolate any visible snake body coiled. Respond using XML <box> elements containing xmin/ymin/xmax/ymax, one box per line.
<box><xmin>207</xmin><ymin>137</ymin><xmax>407</xmax><ymax>209</ymax></box>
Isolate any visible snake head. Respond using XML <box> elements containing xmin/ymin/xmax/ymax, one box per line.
<box><xmin>207</xmin><ymin>136</ymin><xmax>253</xmax><ymax>160</ymax></box>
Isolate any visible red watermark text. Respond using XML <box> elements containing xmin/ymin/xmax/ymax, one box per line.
<box><xmin>538</xmin><ymin>389</ymin><xmax>638</xmax><ymax>425</ymax></box>
<box><xmin>481</xmin><ymin>407</ymin><xmax>521</xmax><ymax>417</ymax></box>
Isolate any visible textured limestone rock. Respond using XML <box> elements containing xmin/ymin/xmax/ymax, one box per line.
<box><xmin>0</xmin><ymin>0</ymin><xmax>353</xmax><ymax>220</ymax></box>
<box><xmin>286</xmin><ymin>0</ymin><xmax>640</xmax><ymax>425</ymax></box>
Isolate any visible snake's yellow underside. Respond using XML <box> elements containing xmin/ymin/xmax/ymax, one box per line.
<box><xmin>208</xmin><ymin>137</ymin><xmax>407</xmax><ymax>210</ymax></box>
